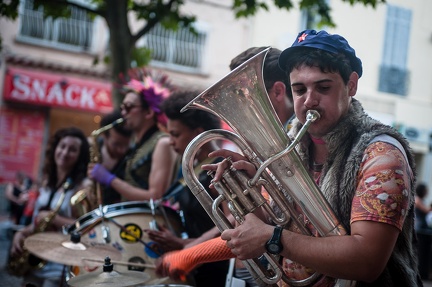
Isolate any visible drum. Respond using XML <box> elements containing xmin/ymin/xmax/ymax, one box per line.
<box><xmin>66</xmin><ymin>201</ymin><xmax>186</xmax><ymax>285</ymax></box>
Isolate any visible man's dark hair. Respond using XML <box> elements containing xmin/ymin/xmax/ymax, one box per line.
<box><xmin>229</xmin><ymin>47</ymin><xmax>292</xmax><ymax>100</ymax></box>
<box><xmin>281</xmin><ymin>48</ymin><xmax>354</xmax><ymax>84</ymax></box>
<box><xmin>161</xmin><ymin>90</ymin><xmax>221</xmax><ymax>131</ymax></box>
<box><xmin>416</xmin><ymin>183</ymin><xmax>428</xmax><ymax>199</ymax></box>
<box><xmin>100</xmin><ymin>109</ymin><xmax>132</xmax><ymax>137</ymax></box>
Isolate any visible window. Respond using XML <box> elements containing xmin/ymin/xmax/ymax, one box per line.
<box><xmin>17</xmin><ymin>0</ymin><xmax>94</xmax><ymax>52</ymax></box>
<box><xmin>142</xmin><ymin>23</ymin><xmax>208</xmax><ymax>74</ymax></box>
<box><xmin>299</xmin><ymin>0</ymin><xmax>330</xmax><ymax>30</ymax></box>
<box><xmin>378</xmin><ymin>4</ymin><xmax>412</xmax><ymax>96</ymax></box>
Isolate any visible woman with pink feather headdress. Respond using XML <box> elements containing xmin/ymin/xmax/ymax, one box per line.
<box><xmin>88</xmin><ymin>71</ymin><xmax>178</xmax><ymax>201</ymax></box>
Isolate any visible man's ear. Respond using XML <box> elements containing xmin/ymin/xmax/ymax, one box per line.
<box><xmin>144</xmin><ymin>108</ymin><xmax>155</xmax><ymax>119</ymax></box>
<box><xmin>348</xmin><ymin>72</ymin><xmax>359</xmax><ymax>97</ymax></box>
<box><xmin>272</xmin><ymin>81</ymin><xmax>287</xmax><ymax>102</ymax></box>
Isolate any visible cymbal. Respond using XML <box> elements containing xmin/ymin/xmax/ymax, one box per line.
<box><xmin>68</xmin><ymin>257</ymin><xmax>150</xmax><ymax>287</ymax></box>
<box><xmin>68</xmin><ymin>270</ymin><xmax>150</xmax><ymax>287</ymax></box>
<box><xmin>24</xmin><ymin>232</ymin><xmax>121</xmax><ymax>266</ymax></box>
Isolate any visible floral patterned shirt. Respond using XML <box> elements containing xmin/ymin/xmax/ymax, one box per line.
<box><xmin>350</xmin><ymin>141</ymin><xmax>410</xmax><ymax>230</ymax></box>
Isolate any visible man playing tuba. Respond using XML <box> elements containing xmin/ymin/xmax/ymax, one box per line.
<box><xmin>155</xmin><ymin>30</ymin><xmax>420</xmax><ymax>287</ymax></box>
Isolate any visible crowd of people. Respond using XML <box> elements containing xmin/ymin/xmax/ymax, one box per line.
<box><xmin>4</xmin><ymin>29</ymin><xmax>428</xmax><ymax>287</ymax></box>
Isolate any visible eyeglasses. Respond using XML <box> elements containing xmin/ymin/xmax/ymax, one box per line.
<box><xmin>120</xmin><ymin>103</ymin><xmax>142</xmax><ymax>113</ymax></box>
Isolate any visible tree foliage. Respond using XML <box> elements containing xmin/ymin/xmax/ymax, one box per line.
<box><xmin>1</xmin><ymin>0</ymin><xmax>385</xmax><ymax>104</ymax></box>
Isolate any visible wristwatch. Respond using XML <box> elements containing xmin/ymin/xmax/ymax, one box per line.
<box><xmin>265</xmin><ymin>226</ymin><xmax>284</xmax><ymax>255</ymax></box>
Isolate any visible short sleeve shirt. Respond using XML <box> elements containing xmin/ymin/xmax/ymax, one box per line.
<box><xmin>350</xmin><ymin>141</ymin><xmax>411</xmax><ymax>231</ymax></box>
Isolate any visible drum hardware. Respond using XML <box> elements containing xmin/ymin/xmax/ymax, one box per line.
<box><xmin>178</xmin><ymin>210</ymin><xmax>189</xmax><ymax>239</ymax></box>
<box><xmin>101</xmin><ymin>222</ymin><xmax>111</xmax><ymax>243</ymax></box>
<box><xmin>99</xmin><ymin>205</ymin><xmax>111</xmax><ymax>243</ymax></box>
<box><xmin>24</xmin><ymin>231</ymin><xmax>121</xmax><ymax>266</ymax></box>
<box><xmin>149</xmin><ymin>198</ymin><xmax>159</xmax><ymax>231</ymax></box>
<box><xmin>68</xmin><ymin>256</ymin><xmax>150</xmax><ymax>287</ymax></box>
<box><xmin>104</xmin><ymin>216</ymin><xmax>163</xmax><ymax>256</ymax></box>
<box><xmin>82</xmin><ymin>257</ymin><xmax>156</xmax><ymax>269</ymax></box>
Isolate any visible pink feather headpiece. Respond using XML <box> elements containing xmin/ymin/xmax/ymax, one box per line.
<box><xmin>124</xmin><ymin>77</ymin><xmax>171</xmax><ymax>114</ymax></box>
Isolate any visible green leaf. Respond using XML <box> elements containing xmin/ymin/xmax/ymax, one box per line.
<box><xmin>0</xmin><ymin>0</ymin><xmax>20</xmax><ymax>19</ymax></box>
<box><xmin>131</xmin><ymin>46</ymin><xmax>152</xmax><ymax>68</ymax></box>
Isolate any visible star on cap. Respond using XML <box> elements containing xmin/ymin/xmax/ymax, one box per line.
<box><xmin>298</xmin><ymin>33</ymin><xmax>308</xmax><ymax>43</ymax></box>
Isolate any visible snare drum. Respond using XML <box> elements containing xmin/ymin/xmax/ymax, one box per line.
<box><xmin>67</xmin><ymin>201</ymin><xmax>186</xmax><ymax>284</ymax></box>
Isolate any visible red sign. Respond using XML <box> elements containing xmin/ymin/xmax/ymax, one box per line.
<box><xmin>3</xmin><ymin>67</ymin><xmax>113</xmax><ymax>113</ymax></box>
<box><xmin>0</xmin><ymin>107</ymin><xmax>45</xmax><ymax>184</ymax></box>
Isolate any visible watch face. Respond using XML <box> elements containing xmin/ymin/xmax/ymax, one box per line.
<box><xmin>266</xmin><ymin>226</ymin><xmax>283</xmax><ymax>255</ymax></box>
<box><xmin>267</xmin><ymin>243</ymin><xmax>281</xmax><ymax>254</ymax></box>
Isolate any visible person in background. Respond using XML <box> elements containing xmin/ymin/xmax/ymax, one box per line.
<box><xmin>5</xmin><ymin>171</ymin><xmax>34</xmax><ymax>226</ymax></box>
<box><xmin>94</xmin><ymin>109</ymin><xmax>132</xmax><ymax>205</ymax></box>
<box><xmin>156</xmin><ymin>30</ymin><xmax>420</xmax><ymax>287</ymax></box>
<box><xmin>10</xmin><ymin>127</ymin><xmax>90</xmax><ymax>287</ymax></box>
<box><xmin>146</xmin><ymin>89</ymin><xmax>229</xmax><ymax>287</ymax></box>
<box><xmin>89</xmin><ymin>76</ymin><xmax>178</xmax><ymax>201</ymax></box>
<box><xmin>229</xmin><ymin>46</ymin><xmax>295</xmax><ymax>130</ymax></box>
<box><xmin>414</xmin><ymin>182</ymin><xmax>432</xmax><ymax>280</ymax></box>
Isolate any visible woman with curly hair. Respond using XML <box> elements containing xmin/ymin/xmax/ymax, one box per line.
<box><xmin>10</xmin><ymin>126</ymin><xmax>90</xmax><ymax>287</ymax></box>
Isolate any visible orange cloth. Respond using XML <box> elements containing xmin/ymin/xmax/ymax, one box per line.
<box><xmin>161</xmin><ymin>236</ymin><xmax>234</xmax><ymax>278</ymax></box>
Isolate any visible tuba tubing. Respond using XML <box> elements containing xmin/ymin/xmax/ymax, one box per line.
<box><xmin>181</xmin><ymin>48</ymin><xmax>354</xmax><ymax>287</ymax></box>
<box><xmin>183</xmin><ymin>130</ymin><xmax>286</xmax><ymax>286</ymax></box>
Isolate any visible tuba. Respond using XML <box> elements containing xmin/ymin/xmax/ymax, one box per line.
<box><xmin>181</xmin><ymin>48</ymin><xmax>353</xmax><ymax>287</ymax></box>
<box><xmin>71</xmin><ymin>118</ymin><xmax>124</xmax><ymax>215</ymax></box>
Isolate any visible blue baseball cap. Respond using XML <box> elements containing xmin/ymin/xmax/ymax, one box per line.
<box><xmin>278</xmin><ymin>29</ymin><xmax>363</xmax><ymax>77</ymax></box>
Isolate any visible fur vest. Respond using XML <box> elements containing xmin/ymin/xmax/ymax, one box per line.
<box><xmin>288</xmin><ymin>99</ymin><xmax>420</xmax><ymax>287</ymax></box>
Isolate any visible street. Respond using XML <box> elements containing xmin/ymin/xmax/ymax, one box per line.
<box><xmin>0</xmin><ymin>217</ymin><xmax>23</xmax><ymax>287</ymax></box>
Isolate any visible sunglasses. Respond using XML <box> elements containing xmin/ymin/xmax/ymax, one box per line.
<box><xmin>120</xmin><ymin>103</ymin><xmax>142</xmax><ymax>113</ymax></box>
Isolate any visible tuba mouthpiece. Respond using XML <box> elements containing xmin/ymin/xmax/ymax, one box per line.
<box><xmin>306</xmin><ymin>110</ymin><xmax>320</xmax><ymax>122</ymax></box>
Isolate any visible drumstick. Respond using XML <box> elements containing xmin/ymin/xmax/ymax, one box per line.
<box><xmin>81</xmin><ymin>257</ymin><xmax>156</xmax><ymax>269</ymax></box>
